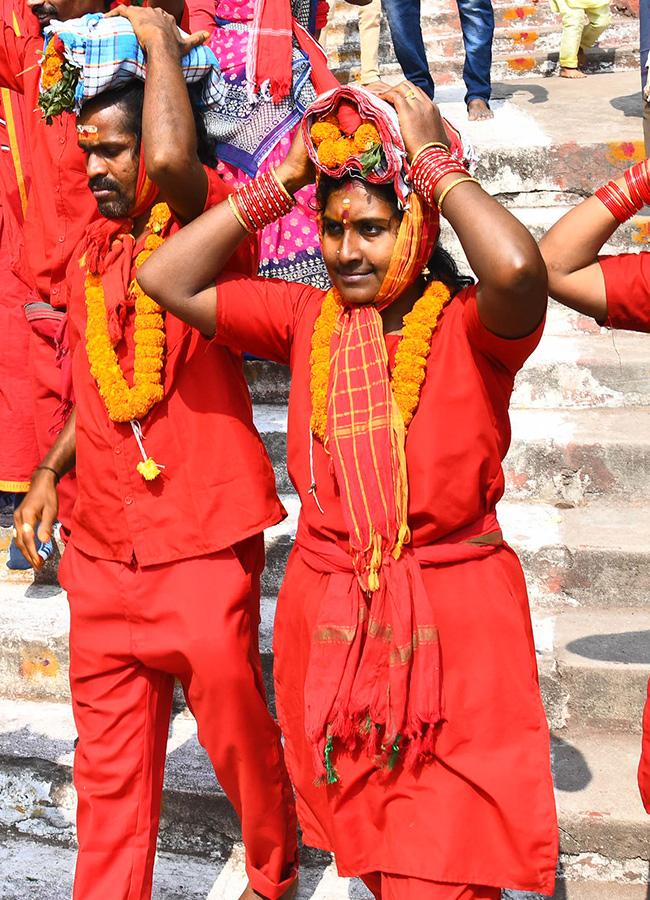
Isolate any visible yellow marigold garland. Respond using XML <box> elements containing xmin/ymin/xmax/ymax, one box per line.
<box><xmin>309</xmin><ymin>280</ymin><xmax>451</xmax><ymax>442</ymax></box>
<box><xmin>84</xmin><ymin>202</ymin><xmax>171</xmax><ymax>425</ymax></box>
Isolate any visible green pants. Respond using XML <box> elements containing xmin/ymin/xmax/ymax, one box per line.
<box><xmin>552</xmin><ymin>0</ymin><xmax>612</xmax><ymax>68</ymax></box>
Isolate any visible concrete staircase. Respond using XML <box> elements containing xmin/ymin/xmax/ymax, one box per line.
<box><xmin>325</xmin><ymin>0</ymin><xmax>640</xmax><ymax>87</ymax></box>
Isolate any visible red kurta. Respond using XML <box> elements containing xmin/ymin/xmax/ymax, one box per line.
<box><xmin>214</xmin><ymin>274</ymin><xmax>558</xmax><ymax>895</ymax></box>
<box><xmin>66</xmin><ymin>171</ymin><xmax>283</xmax><ymax>564</ymax></box>
<box><xmin>0</xmin><ymin>0</ymin><xmax>39</xmax><ymax>490</ymax></box>
<box><xmin>599</xmin><ymin>251</ymin><xmax>650</xmax><ymax>812</ymax></box>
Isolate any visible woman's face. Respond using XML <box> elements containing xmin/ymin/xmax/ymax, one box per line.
<box><xmin>320</xmin><ymin>181</ymin><xmax>401</xmax><ymax>305</ymax></box>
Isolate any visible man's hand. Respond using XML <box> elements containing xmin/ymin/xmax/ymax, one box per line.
<box><xmin>380</xmin><ymin>80</ymin><xmax>450</xmax><ymax>159</ymax></box>
<box><xmin>106</xmin><ymin>5</ymin><xmax>209</xmax><ymax>58</ymax></box>
<box><xmin>13</xmin><ymin>469</ymin><xmax>59</xmax><ymax>570</ymax></box>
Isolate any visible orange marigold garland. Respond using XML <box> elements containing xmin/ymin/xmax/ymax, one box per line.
<box><xmin>84</xmin><ymin>202</ymin><xmax>172</xmax><ymax>480</ymax></box>
<box><xmin>309</xmin><ymin>280</ymin><xmax>451</xmax><ymax>442</ymax></box>
<box><xmin>38</xmin><ymin>36</ymin><xmax>79</xmax><ymax>124</ymax></box>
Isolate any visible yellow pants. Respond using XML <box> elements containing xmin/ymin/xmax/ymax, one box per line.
<box><xmin>359</xmin><ymin>0</ymin><xmax>382</xmax><ymax>83</ymax></box>
<box><xmin>552</xmin><ymin>0</ymin><xmax>612</xmax><ymax>68</ymax></box>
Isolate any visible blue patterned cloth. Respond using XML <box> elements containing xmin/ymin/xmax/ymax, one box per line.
<box><xmin>43</xmin><ymin>13</ymin><xmax>226</xmax><ymax>113</ymax></box>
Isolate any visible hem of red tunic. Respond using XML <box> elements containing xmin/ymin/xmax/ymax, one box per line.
<box><xmin>68</xmin><ymin>509</ymin><xmax>285</xmax><ymax>566</ymax></box>
<box><xmin>299</xmin><ymin>827</ymin><xmax>556</xmax><ymax>896</ymax></box>
<box><xmin>0</xmin><ymin>478</ymin><xmax>30</xmax><ymax>491</ymax></box>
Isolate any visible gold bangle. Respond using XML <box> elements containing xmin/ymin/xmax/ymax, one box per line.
<box><xmin>227</xmin><ymin>193</ymin><xmax>255</xmax><ymax>233</ymax></box>
<box><xmin>437</xmin><ymin>176</ymin><xmax>480</xmax><ymax>216</ymax></box>
<box><xmin>411</xmin><ymin>141</ymin><xmax>450</xmax><ymax>167</ymax></box>
<box><xmin>270</xmin><ymin>168</ymin><xmax>296</xmax><ymax>205</ymax></box>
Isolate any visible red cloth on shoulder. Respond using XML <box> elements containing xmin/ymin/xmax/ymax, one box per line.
<box><xmin>600</xmin><ymin>252</ymin><xmax>650</xmax><ymax>332</ymax></box>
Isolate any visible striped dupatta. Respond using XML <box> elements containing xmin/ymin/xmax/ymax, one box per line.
<box><xmin>304</xmin><ymin>189</ymin><xmax>447</xmax><ymax>780</ymax></box>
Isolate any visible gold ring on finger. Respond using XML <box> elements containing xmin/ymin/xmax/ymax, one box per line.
<box><xmin>12</xmin><ymin>527</ymin><xmax>17</xmax><ymax>538</ymax></box>
<box><xmin>22</xmin><ymin>522</ymin><xmax>33</xmax><ymax>534</ymax></box>
<box><xmin>404</xmin><ymin>89</ymin><xmax>416</xmax><ymax>101</ymax></box>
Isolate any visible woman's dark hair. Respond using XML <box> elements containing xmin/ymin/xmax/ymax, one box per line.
<box><xmin>79</xmin><ymin>79</ymin><xmax>218</xmax><ymax>169</ymax></box>
<box><xmin>314</xmin><ymin>174</ymin><xmax>474</xmax><ymax>295</ymax></box>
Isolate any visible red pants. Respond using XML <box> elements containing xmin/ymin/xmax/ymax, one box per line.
<box><xmin>361</xmin><ymin>874</ymin><xmax>501</xmax><ymax>900</ymax></box>
<box><xmin>58</xmin><ymin>537</ymin><xmax>298</xmax><ymax>900</ymax></box>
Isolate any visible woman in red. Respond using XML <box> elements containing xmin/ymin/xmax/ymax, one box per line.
<box><xmin>139</xmin><ymin>83</ymin><xmax>558</xmax><ymax>899</ymax></box>
<box><xmin>538</xmin><ymin>158</ymin><xmax>650</xmax><ymax>816</ymax></box>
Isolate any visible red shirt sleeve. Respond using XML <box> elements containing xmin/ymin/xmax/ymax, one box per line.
<box><xmin>0</xmin><ymin>22</ymin><xmax>30</xmax><ymax>92</ymax></box>
<box><xmin>183</xmin><ymin>0</ymin><xmax>215</xmax><ymax>33</ymax></box>
<box><xmin>462</xmin><ymin>285</ymin><xmax>545</xmax><ymax>375</ymax></box>
<box><xmin>215</xmin><ymin>273</ymin><xmax>320</xmax><ymax>365</ymax></box>
<box><xmin>600</xmin><ymin>253</ymin><xmax>650</xmax><ymax>333</ymax></box>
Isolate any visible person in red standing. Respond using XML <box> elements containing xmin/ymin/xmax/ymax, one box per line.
<box><xmin>0</xmin><ymin>0</ymin><xmax>183</xmax><ymax>535</ymax></box>
<box><xmin>538</xmin><ymin>157</ymin><xmax>650</xmax><ymax>818</ymax></box>
<box><xmin>0</xmin><ymin>0</ymin><xmax>39</xmax><ymax>518</ymax></box>
<box><xmin>138</xmin><ymin>83</ymin><xmax>558</xmax><ymax>899</ymax></box>
<box><xmin>14</xmin><ymin>8</ymin><xmax>299</xmax><ymax>899</ymax></box>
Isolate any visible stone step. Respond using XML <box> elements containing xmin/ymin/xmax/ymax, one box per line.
<box><xmin>3</xmin><ymin>835</ymin><xmax>650</xmax><ymax>900</ymax></box>
<box><xmin>0</xmin><ymin>835</ymin><xmax>369</xmax><ymax>900</ymax></box>
<box><xmin>539</xmin><ymin>607</ymin><xmax>650</xmax><ymax>734</ymax></box>
<box><xmin>505</xmin><ymin>406</ymin><xmax>650</xmax><ymax>504</ymax></box>
<box><xmin>253</xmin><ymin>405</ymin><xmax>650</xmax><ymax>504</ymax></box>
<box><xmin>512</xmin><ymin>331</ymin><xmax>650</xmax><ymax>408</ymax></box>
<box><xmin>1</xmin><ymin>698</ymin><xmax>649</xmax><ymax>891</ymax></box>
<box><xmin>328</xmin><ymin>18</ymin><xmax>637</xmax><ymax>69</ymax></box>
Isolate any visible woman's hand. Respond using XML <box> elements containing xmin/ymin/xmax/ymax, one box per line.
<box><xmin>275</xmin><ymin>127</ymin><xmax>316</xmax><ymax>196</ymax></box>
<box><xmin>380</xmin><ymin>81</ymin><xmax>449</xmax><ymax>160</ymax></box>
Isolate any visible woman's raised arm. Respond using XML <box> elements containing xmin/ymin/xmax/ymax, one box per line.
<box><xmin>538</xmin><ymin>184</ymin><xmax>627</xmax><ymax>323</ymax></box>
<box><xmin>382</xmin><ymin>82</ymin><xmax>547</xmax><ymax>339</ymax></box>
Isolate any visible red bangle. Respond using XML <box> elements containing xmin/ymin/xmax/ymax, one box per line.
<box><xmin>232</xmin><ymin>170</ymin><xmax>296</xmax><ymax>231</ymax></box>
<box><xmin>594</xmin><ymin>182</ymin><xmax>637</xmax><ymax>224</ymax></box>
<box><xmin>410</xmin><ymin>147</ymin><xmax>471</xmax><ymax>208</ymax></box>
<box><xmin>624</xmin><ymin>159</ymin><xmax>650</xmax><ymax>209</ymax></box>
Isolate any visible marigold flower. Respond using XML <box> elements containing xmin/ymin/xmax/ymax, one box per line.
<box><xmin>41</xmin><ymin>56</ymin><xmax>62</xmax><ymax>90</ymax></box>
<box><xmin>318</xmin><ymin>138</ymin><xmax>341</xmax><ymax>169</ymax></box>
<box><xmin>137</xmin><ymin>458</ymin><xmax>162</xmax><ymax>481</ymax></box>
<box><xmin>311</xmin><ymin>121</ymin><xmax>342</xmax><ymax>146</ymax></box>
<box><xmin>354</xmin><ymin>123</ymin><xmax>380</xmax><ymax>153</ymax></box>
<box><xmin>334</xmin><ymin>138</ymin><xmax>356</xmax><ymax>168</ymax></box>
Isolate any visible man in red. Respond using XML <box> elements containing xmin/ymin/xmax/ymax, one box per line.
<box><xmin>0</xmin><ymin>0</ymin><xmax>39</xmax><ymax>501</ymax></box>
<box><xmin>0</xmin><ymin>0</ymin><xmax>182</xmax><ymax>530</ymax></box>
<box><xmin>14</xmin><ymin>8</ymin><xmax>299</xmax><ymax>899</ymax></box>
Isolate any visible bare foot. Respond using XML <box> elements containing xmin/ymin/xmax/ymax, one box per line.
<box><xmin>577</xmin><ymin>47</ymin><xmax>587</xmax><ymax>68</ymax></box>
<box><xmin>238</xmin><ymin>878</ymin><xmax>299</xmax><ymax>900</ymax></box>
<box><xmin>560</xmin><ymin>66</ymin><xmax>587</xmax><ymax>78</ymax></box>
<box><xmin>467</xmin><ymin>98</ymin><xmax>494</xmax><ymax>121</ymax></box>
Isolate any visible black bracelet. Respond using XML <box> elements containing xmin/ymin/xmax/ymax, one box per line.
<box><xmin>34</xmin><ymin>465</ymin><xmax>60</xmax><ymax>485</ymax></box>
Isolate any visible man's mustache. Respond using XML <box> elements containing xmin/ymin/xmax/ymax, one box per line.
<box><xmin>31</xmin><ymin>4</ymin><xmax>57</xmax><ymax>17</ymax></box>
<box><xmin>88</xmin><ymin>176</ymin><xmax>122</xmax><ymax>194</ymax></box>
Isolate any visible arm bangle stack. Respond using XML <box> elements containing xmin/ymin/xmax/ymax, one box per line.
<box><xmin>228</xmin><ymin>169</ymin><xmax>296</xmax><ymax>233</ymax></box>
<box><xmin>594</xmin><ymin>181</ymin><xmax>637</xmax><ymax>225</ymax></box>
<box><xmin>409</xmin><ymin>146</ymin><xmax>475</xmax><ymax>211</ymax></box>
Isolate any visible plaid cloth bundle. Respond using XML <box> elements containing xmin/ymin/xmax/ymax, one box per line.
<box><xmin>42</xmin><ymin>13</ymin><xmax>226</xmax><ymax>114</ymax></box>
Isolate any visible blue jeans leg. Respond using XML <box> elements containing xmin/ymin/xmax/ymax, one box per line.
<box><xmin>380</xmin><ymin>0</ymin><xmax>435</xmax><ymax>98</ymax></box>
<box><xmin>456</xmin><ymin>0</ymin><xmax>494</xmax><ymax>105</ymax></box>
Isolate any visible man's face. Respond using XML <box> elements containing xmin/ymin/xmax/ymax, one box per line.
<box><xmin>77</xmin><ymin>103</ymin><xmax>139</xmax><ymax>220</ymax></box>
<box><xmin>27</xmin><ymin>0</ymin><xmax>104</xmax><ymax>32</ymax></box>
